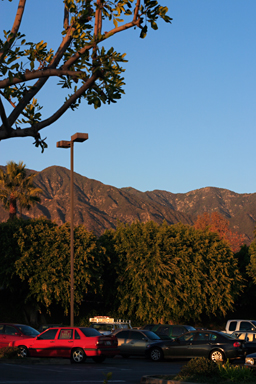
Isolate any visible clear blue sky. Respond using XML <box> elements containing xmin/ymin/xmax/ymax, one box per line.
<box><xmin>1</xmin><ymin>1</ymin><xmax>256</xmax><ymax>194</ymax></box>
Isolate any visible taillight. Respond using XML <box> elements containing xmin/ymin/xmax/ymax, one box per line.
<box><xmin>96</xmin><ymin>340</ymin><xmax>104</xmax><ymax>346</ymax></box>
<box><xmin>233</xmin><ymin>341</ymin><xmax>241</xmax><ymax>347</ymax></box>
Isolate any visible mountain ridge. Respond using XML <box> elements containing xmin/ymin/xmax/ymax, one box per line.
<box><xmin>0</xmin><ymin>165</ymin><xmax>255</xmax><ymax>243</ymax></box>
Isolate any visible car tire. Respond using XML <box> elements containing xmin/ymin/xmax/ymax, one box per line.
<box><xmin>71</xmin><ymin>348</ymin><xmax>85</xmax><ymax>363</ymax></box>
<box><xmin>149</xmin><ymin>347</ymin><xmax>164</xmax><ymax>362</ymax></box>
<box><xmin>92</xmin><ymin>356</ymin><xmax>106</xmax><ymax>363</ymax></box>
<box><xmin>18</xmin><ymin>346</ymin><xmax>29</xmax><ymax>358</ymax></box>
<box><xmin>210</xmin><ymin>349</ymin><xmax>226</xmax><ymax>363</ymax></box>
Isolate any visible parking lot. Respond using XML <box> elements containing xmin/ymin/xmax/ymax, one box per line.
<box><xmin>0</xmin><ymin>356</ymin><xmax>188</xmax><ymax>384</ymax></box>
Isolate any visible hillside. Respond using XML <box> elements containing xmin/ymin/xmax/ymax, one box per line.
<box><xmin>0</xmin><ymin>165</ymin><xmax>255</xmax><ymax>243</ymax></box>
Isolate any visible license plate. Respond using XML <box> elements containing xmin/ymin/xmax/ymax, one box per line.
<box><xmin>105</xmin><ymin>341</ymin><xmax>111</xmax><ymax>345</ymax></box>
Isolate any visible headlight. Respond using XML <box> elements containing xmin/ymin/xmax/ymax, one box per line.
<box><xmin>245</xmin><ymin>357</ymin><xmax>255</xmax><ymax>365</ymax></box>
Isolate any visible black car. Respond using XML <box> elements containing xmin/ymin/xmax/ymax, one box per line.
<box><xmin>140</xmin><ymin>324</ymin><xmax>159</xmax><ymax>331</ymax></box>
<box><xmin>145</xmin><ymin>330</ymin><xmax>246</xmax><ymax>362</ymax></box>
<box><xmin>112</xmin><ymin>329</ymin><xmax>161</xmax><ymax>357</ymax></box>
<box><xmin>151</xmin><ymin>324</ymin><xmax>196</xmax><ymax>340</ymax></box>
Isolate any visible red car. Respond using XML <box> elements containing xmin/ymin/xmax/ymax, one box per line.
<box><xmin>0</xmin><ymin>323</ymin><xmax>39</xmax><ymax>348</ymax></box>
<box><xmin>9</xmin><ymin>326</ymin><xmax>119</xmax><ymax>363</ymax></box>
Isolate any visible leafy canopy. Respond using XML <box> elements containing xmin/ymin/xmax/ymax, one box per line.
<box><xmin>0</xmin><ymin>0</ymin><xmax>171</xmax><ymax>151</ymax></box>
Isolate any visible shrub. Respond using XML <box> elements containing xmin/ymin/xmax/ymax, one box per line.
<box><xmin>218</xmin><ymin>360</ymin><xmax>255</xmax><ymax>382</ymax></box>
<box><xmin>0</xmin><ymin>347</ymin><xmax>19</xmax><ymax>359</ymax></box>
<box><xmin>178</xmin><ymin>357</ymin><xmax>219</xmax><ymax>377</ymax></box>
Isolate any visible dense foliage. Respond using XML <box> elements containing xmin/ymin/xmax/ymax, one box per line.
<box><xmin>0</xmin><ymin>218</ymin><xmax>106</xmax><ymax>315</ymax></box>
<box><xmin>0</xmin><ymin>217</ymin><xmax>252</xmax><ymax>325</ymax></box>
<box><xmin>110</xmin><ymin>221</ymin><xmax>243</xmax><ymax>323</ymax></box>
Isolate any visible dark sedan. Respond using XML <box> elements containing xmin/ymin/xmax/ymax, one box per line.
<box><xmin>112</xmin><ymin>329</ymin><xmax>161</xmax><ymax>357</ymax></box>
<box><xmin>145</xmin><ymin>330</ymin><xmax>246</xmax><ymax>362</ymax></box>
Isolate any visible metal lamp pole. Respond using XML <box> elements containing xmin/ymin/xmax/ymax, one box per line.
<box><xmin>57</xmin><ymin>133</ymin><xmax>88</xmax><ymax>327</ymax></box>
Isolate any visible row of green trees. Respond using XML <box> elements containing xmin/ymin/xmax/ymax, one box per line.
<box><xmin>1</xmin><ymin>217</ymin><xmax>256</xmax><ymax>327</ymax></box>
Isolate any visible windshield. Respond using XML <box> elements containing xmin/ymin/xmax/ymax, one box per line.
<box><xmin>143</xmin><ymin>331</ymin><xmax>161</xmax><ymax>340</ymax></box>
<box><xmin>80</xmin><ymin>328</ymin><xmax>102</xmax><ymax>337</ymax></box>
<box><xmin>251</xmin><ymin>321</ymin><xmax>256</xmax><ymax>327</ymax></box>
<box><xmin>16</xmin><ymin>325</ymin><xmax>39</xmax><ymax>336</ymax></box>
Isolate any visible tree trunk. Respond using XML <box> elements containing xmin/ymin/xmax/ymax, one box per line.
<box><xmin>9</xmin><ymin>194</ymin><xmax>17</xmax><ymax>220</ymax></box>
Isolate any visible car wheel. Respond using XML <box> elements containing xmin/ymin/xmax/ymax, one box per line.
<box><xmin>210</xmin><ymin>350</ymin><xmax>225</xmax><ymax>363</ymax></box>
<box><xmin>149</xmin><ymin>347</ymin><xmax>163</xmax><ymax>362</ymax></box>
<box><xmin>92</xmin><ymin>356</ymin><xmax>106</xmax><ymax>363</ymax></box>
<box><xmin>71</xmin><ymin>348</ymin><xmax>85</xmax><ymax>363</ymax></box>
<box><xmin>18</xmin><ymin>346</ymin><xmax>29</xmax><ymax>358</ymax></box>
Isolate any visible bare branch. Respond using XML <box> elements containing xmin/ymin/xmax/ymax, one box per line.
<box><xmin>0</xmin><ymin>96</ymin><xmax>11</xmax><ymax>133</ymax></box>
<box><xmin>64</xmin><ymin>3</ymin><xmax>69</xmax><ymax>30</ymax></box>
<box><xmin>0</xmin><ymin>0</ymin><xmax>26</xmax><ymax>63</ymax></box>
<box><xmin>133</xmin><ymin>0</ymin><xmax>141</xmax><ymax>22</ymax></box>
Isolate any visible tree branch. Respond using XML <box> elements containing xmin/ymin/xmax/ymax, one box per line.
<box><xmin>0</xmin><ymin>0</ymin><xmax>26</xmax><ymax>63</ymax></box>
<box><xmin>7</xmin><ymin>27</ymin><xmax>75</xmax><ymax>127</ymax></box>
<box><xmin>0</xmin><ymin>71</ymin><xmax>99</xmax><ymax>140</ymax></box>
<box><xmin>0</xmin><ymin>96</ymin><xmax>11</xmax><ymax>133</ymax></box>
<box><xmin>0</xmin><ymin>69</ymin><xmax>88</xmax><ymax>89</ymax></box>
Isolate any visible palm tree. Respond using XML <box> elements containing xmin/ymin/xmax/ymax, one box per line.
<box><xmin>0</xmin><ymin>161</ymin><xmax>42</xmax><ymax>220</ymax></box>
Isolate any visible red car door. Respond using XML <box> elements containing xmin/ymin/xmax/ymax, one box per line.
<box><xmin>28</xmin><ymin>328</ymin><xmax>59</xmax><ymax>357</ymax></box>
<box><xmin>53</xmin><ymin>329</ymin><xmax>74</xmax><ymax>357</ymax></box>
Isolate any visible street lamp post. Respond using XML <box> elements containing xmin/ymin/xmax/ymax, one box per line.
<box><xmin>56</xmin><ymin>132</ymin><xmax>88</xmax><ymax>327</ymax></box>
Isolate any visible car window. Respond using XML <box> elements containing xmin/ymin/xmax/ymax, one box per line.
<box><xmin>39</xmin><ymin>329</ymin><xmax>58</xmax><ymax>340</ymax></box>
<box><xmin>196</xmin><ymin>332</ymin><xmax>209</xmax><ymax>341</ymax></box>
<box><xmin>179</xmin><ymin>332</ymin><xmax>196</xmax><ymax>341</ymax></box>
<box><xmin>115</xmin><ymin>331</ymin><xmax>130</xmax><ymax>339</ymax></box>
<box><xmin>247</xmin><ymin>334</ymin><xmax>254</xmax><ymax>342</ymax></box>
<box><xmin>156</xmin><ymin>326</ymin><xmax>170</xmax><ymax>336</ymax></box>
<box><xmin>75</xmin><ymin>330</ymin><xmax>81</xmax><ymax>339</ymax></box>
<box><xmin>0</xmin><ymin>325</ymin><xmax>4</xmax><ymax>334</ymax></box>
<box><xmin>80</xmin><ymin>328</ymin><xmax>101</xmax><ymax>337</ymax></box>
<box><xmin>58</xmin><ymin>329</ymin><xmax>73</xmax><ymax>340</ymax></box>
<box><xmin>228</xmin><ymin>321</ymin><xmax>237</xmax><ymax>332</ymax></box>
<box><xmin>209</xmin><ymin>333</ymin><xmax>218</xmax><ymax>341</ymax></box>
<box><xmin>5</xmin><ymin>326</ymin><xmax>18</xmax><ymax>335</ymax></box>
<box><xmin>16</xmin><ymin>325</ymin><xmax>39</xmax><ymax>336</ymax></box>
<box><xmin>240</xmin><ymin>322</ymin><xmax>254</xmax><ymax>331</ymax></box>
<box><xmin>143</xmin><ymin>331</ymin><xmax>160</xmax><ymax>340</ymax></box>
<box><xmin>129</xmin><ymin>331</ymin><xmax>144</xmax><ymax>340</ymax></box>
<box><xmin>172</xmin><ymin>326</ymin><xmax>186</xmax><ymax>336</ymax></box>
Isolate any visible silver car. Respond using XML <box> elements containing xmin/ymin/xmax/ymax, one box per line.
<box><xmin>112</xmin><ymin>329</ymin><xmax>161</xmax><ymax>357</ymax></box>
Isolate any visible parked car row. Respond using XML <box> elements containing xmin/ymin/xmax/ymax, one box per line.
<box><xmin>2</xmin><ymin>321</ymin><xmax>256</xmax><ymax>366</ymax></box>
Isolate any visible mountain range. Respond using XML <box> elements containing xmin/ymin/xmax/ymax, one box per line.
<box><xmin>0</xmin><ymin>165</ymin><xmax>255</xmax><ymax>244</ymax></box>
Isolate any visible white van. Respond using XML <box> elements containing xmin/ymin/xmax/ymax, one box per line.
<box><xmin>225</xmin><ymin>319</ymin><xmax>256</xmax><ymax>334</ymax></box>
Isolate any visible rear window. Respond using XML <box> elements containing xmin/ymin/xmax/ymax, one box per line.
<box><xmin>143</xmin><ymin>331</ymin><xmax>160</xmax><ymax>340</ymax></box>
<box><xmin>80</xmin><ymin>328</ymin><xmax>101</xmax><ymax>337</ymax></box>
<box><xmin>16</xmin><ymin>325</ymin><xmax>39</xmax><ymax>336</ymax></box>
<box><xmin>91</xmin><ymin>324</ymin><xmax>113</xmax><ymax>332</ymax></box>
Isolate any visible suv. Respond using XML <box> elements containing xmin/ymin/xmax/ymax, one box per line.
<box><xmin>151</xmin><ymin>324</ymin><xmax>196</xmax><ymax>340</ymax></box>
<box><xmin>89</xmin><ymin>316</ymin><xmax>132</xmax><ymax>335</ymax></box>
